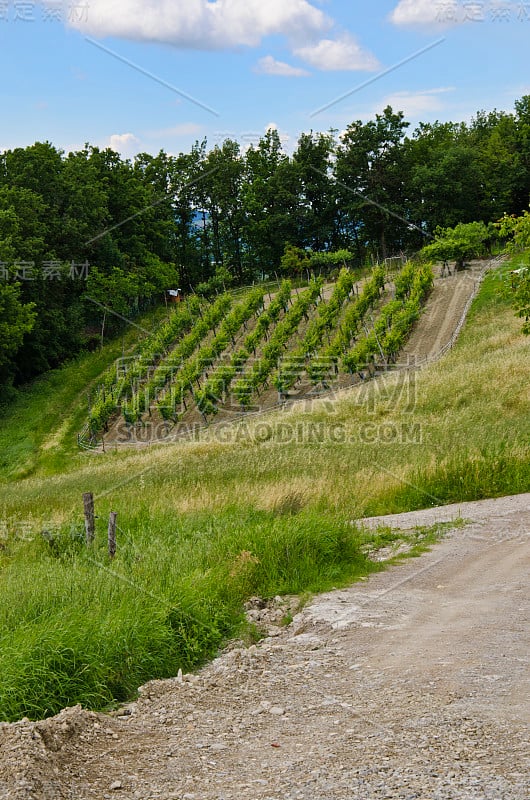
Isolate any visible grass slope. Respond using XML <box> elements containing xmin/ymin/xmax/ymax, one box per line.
<box><xmin>0</xmin><ymin>263</ymin><xmax>528</xmax><ymax>721</ymax></box>
<box><xmin>0</xmin><ymin>306</ymin><xmax>170</xmax><ymax>481</ymax></box>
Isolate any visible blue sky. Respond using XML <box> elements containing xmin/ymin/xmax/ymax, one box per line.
<box><xmin>1</xmin><ymin>1</ymin><xmax>529</xmax><ymax>157</ymax></box>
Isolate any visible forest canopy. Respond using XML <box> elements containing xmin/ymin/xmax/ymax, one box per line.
<box><xmin>1</xmin><ymin>96</ymin><xmax>530</xmax><ymax>386</ymax></box>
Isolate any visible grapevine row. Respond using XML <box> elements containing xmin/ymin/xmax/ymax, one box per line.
<box><xmin>156</xmin><ymin>287</ymin><xmax>267</xmax><ymax>421</ymax></box>
<box><xmin>194</xmin><ymin>281</ymin><xmax>293</xmax><ymax>417</ymax></box>
<box><xmin>88</xmin><ymin>296</ymin><xmax>203</xmax><ymax>433</ymax></box>
<box><xmin>273</xmin><ymin>268</ymin><xmax>357</xmax><ymax>394</ymax></box>
<box><xmin>307</xmin><ymin>265</ymin><xmax>386</xmax><ymax>386</ymax></box>
<box><xmin>233</xmin><ymin>278</ymin><xmax>324</xmax><ymax>408</ymax></box>
<box><xmin>121</xmin><ymin>293</ymin><xmax>234</xmax><ymax>423</ymax></box>
<box><xmin>342</xmin><ymin>264</ymin><xmax>434</xmax><ymax>375</ymax></box>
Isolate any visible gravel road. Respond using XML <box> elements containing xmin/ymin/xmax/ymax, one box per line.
<box><xmin>1</xmin><ymin>493</ymin><xmax>528</xmax><ymax>800</ymax></box>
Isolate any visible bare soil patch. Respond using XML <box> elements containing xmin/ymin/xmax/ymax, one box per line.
<box><xmin>401</xmin><ymin>262</ymin><xmax>484</xmax><ymax>365</ymax></box>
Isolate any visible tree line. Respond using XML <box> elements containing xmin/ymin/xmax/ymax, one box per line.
<box><xmin>1</xmin><ymin>95</ymin><xmax>530</xmax><ymax>388</ymax></box>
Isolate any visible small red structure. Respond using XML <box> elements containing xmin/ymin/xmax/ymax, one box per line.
<box><xmin>167</xmin><ymin>288</ymin><xmax>183</xmax><ymax>303</ymax></box>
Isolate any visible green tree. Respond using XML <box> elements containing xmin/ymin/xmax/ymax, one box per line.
<box><xmin>468</xmin><ymin>110</ymin><xmax>519</xmax><ymax>220</ymax></box>
<box><xmin>292</xmin><ymin>131</ymin><xmax>337</xmax><ymax>251</ymax></box>
<box><xmin>242</xmin><ymin>129</ymin><xmax>299</xmax><ymax>277</ymax></box>
<box><xmin>85</xmin><ymin>266</ymin><xmax>140</xmax><ymax>347</ymax></box>
<box><xmin>0</xmin><ymin>186</ymin><xmax>48</xmax><ymax>261</ymax></box>
<box><xmin>0</xmin><ymin>185</ymin><xmax>85</xmax><ymax>381</ymax></box>
<box><xmin>496</xmin><ymin>208</ymin><xmax>530</xmax><ymax>333</ymax></box>
<box><xmin>199</xmin><ymin>139</ymin><xmax>245</xmax><ymax>282</ymax></box>
<box><xmin>280</xmin><ymin>244</ymin><xmax>311</xmax><ymax>277</ymax></box>
<box><xmin>514</xmin><ymin>95</ymin><xmax>530</xmax><ymax>210</ymax></box>
<box><xmin>0</xmin><ymin>283</ymin><xmax>36</xmax><ymax>381</ymax></box>
<box><xmin>336</xmin><ymin>106</ymin><xmax>410</xmax><ymax>259</ymax></box>
<box><xmin>0</xmin><ymin>142</ymin><xmax>64</xmax><ymax>247</ymax></box>
<box><xmin>420</xmin><ymin>221</ymin><xmax>490</xmax><ymax>269</ymax></box>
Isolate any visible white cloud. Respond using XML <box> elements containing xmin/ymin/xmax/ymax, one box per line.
<box><xmin>108</xmin><ymin>132</ymin><xmax>142</xmax><ymax>156</ymax></box>
<box><xmin>293</xmin><ymin>34</ymin><xmax>380</xmax><ymax>72</ymax></box>
<box><xmin>62</xmin><ymin>1</ymin><xmax>379</xmax><ymax>73</ymax></box>
<box><xmin>391</xmin><ymin>0</ymin><xmax>523</xmax><ymax>27</ymax></box>
<box><xmin>390</xmin><ymin>0</ymin><xmax>469</xmax><ymax>28</ymax></box>
<box><xmin>390</xmin><ymin>0</ymin><xmax>444</xmax><ymax>27</ymax></box>
<box><xmin>255</xmin><ymin>55</ymin><xmax>310</xmax><ymax>77</ymax></box>
<box><xmin>375</xmin><ymin>87</ymin><xmax>454</xmax><ymax>118</ymax></box>
<box><xmin>65</xmin><ymin>0</ymin><xmax>330</xmax><ymax>50</ymax></box>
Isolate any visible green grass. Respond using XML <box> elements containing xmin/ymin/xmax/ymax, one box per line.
<box><xmin>0</xmin><ymin>508</ymin><xmax>376</xmax><ymax>721</ymax></box>
<box><xmin>359</xmin><ymin>519</ymin><xmax>467</xmax><ymax>563</ymax></box>
<box><xmin>0</xmin><ymin>260</ymin><xmax>528</xmax><ymax>722</ymax></box>
<box><xmin>0</xmin><ymin>305</ymin><xmax>170</xmax><ymax>481</ymax></box>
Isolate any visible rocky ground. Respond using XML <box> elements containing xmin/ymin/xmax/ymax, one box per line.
<box><xmin>1</xmin><ymin>493</ymin><xmax>528</xmax><ymax>800</ymax></box>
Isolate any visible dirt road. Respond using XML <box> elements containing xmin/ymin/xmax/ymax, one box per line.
<box><xmin>1</xmin><ymin>494</ymin><xmax>528</xmax><ymax>800</ymax></box>
<box><xmin>401</xmin><ymin>262</ymin><xmax>486</xmax><ymax>365</ymax></box>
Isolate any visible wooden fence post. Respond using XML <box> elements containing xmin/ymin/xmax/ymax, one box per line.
<box><xmin>83</xmin><ymin>492</ymin><xmax>95</xmax><ymax>546</ymax></box>
<box><xmin>108</xmin><ymin>512</ymin><xmax>117</xmax><ymax>559</ymax></box>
